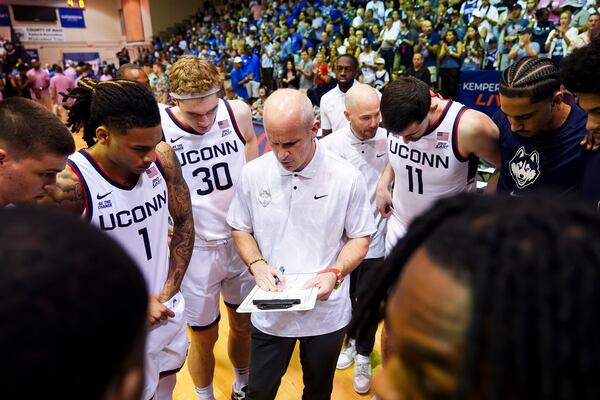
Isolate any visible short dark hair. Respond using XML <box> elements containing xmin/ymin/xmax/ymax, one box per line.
<box><xmin>63</xmin><ymin>79</ymin><xmax>160</xmax><ymax>147</ymax></box>
<box><xmin>561</xmin><ymin>36</ymin><xmax>600</xmax><ymax>94</ymax></box>
<box><xmin>336</xmin><ymin>53</ymin><xmax>359</xmax><ymax>70</ymax></box>
<box><xmin>0</xmin><ymin>97</ymin><xmax>75</xmax><ymax>157</ymax></box>
<box><xmin>500</xmin><ymin>56</ymin><xmax>561</xmax><ymax>103</ymax></box>
<box><xmin>115</xmin><ymin>62</ymin><xmax>144</xmax><ymax>79</ymax></box>
<box><xmin>380</xmin><ymin>77</ymin><xmax>431</xmax><ymax>133</ymax></box>
<box><xmin>0</xmin><ymin>206</ymin><xmax>148</xmax><ymax>399</ymax></box>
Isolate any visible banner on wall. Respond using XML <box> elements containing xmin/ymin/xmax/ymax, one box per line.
<box><xmin>457</xmin><ymin>70</ymin><xmax>503</xmax><ymax>117</ymax></box>
<box><xmin>63</xmin><ymin>52</ymin><xmax>100</xmax><ymax>73</ymax></box>
<box><xmin>13</xmin><ymin>27</ymin><xmax>65</xmax><ymax>42</ymax></box>
<box><xmin>0</xmin><ymin>5</ymin><xmax>10</xmax><ymax>27</ymax></box>
<box><xmin>59</xmin><ymin>8</ymin><xmax>86</xmax><ymax>28</ymax></box>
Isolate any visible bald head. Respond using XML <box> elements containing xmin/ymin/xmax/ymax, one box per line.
<box><xmin>116</xmin><ymin>64</ymin><xmax>150</xmax><ymax>89</ymax></box>
<box><xmin>343</xmin><ymin>83</ymin><xmax>381</xmax><ymax>140</ymax></box>
<box><xmin>345</xmin><ymin>83</ymin><xmax>380</xmax><ymax>114</ymax></box>
<box><xmin>264</xmin><ymin>89</ymin><xmax>314</xmax><ymax>132</ymax></box>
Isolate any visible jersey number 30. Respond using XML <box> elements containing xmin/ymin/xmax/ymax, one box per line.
<box><xmin>192</xmin><ymin>162</ymin><xmax>234</xmax><ymax>195</ymax></box>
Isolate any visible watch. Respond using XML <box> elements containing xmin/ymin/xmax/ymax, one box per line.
<box><xmin>324</xmin><ymin>268</ymin><xmax>344</xmax><ymax>289</ymax></box>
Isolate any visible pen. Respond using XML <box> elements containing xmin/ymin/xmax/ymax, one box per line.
<box><xmin>274</xmin><ymin>265</ymin><xmax>285</xmax><ymax>285</ymax></box>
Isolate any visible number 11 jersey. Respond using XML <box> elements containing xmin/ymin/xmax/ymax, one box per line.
<box><xmin>160</xmin><ymin>99</ymin><xmax>247</xmax><ymax>242</ymax></box>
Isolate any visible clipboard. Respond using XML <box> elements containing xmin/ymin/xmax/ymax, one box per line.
<box><xmin>236</xmin><ymin>273</ymin><xmax>318</xmax><ymax>313</ymax></box>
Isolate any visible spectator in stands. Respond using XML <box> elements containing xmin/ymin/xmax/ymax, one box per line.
<box><xmin>462</xmin><ymin>25</ymin><xmax>485</xmax><ymax>71</ymax></box>
<box><xmin>374</xmin><ymin>58</ymin><xmax>390</xmax><ymax>92</ymax></box>
<box><xmin>509</xmin><ymin>28</ymin><xmax>541</xmax><ymax>64</ymax></box>
<box><xmin>366</xmin><ymin>0</ymin><xmax>386</xmax><ymax>22</ymax></box>
<box><xmin>298</xmin><ymin>49</ymin><xmax>315</xmax><ymax>92</ymax></box>
<box><xmin>152</xmin><ymin>62</ymin><xmax>169</xmax><ymax>104</ymax></box>
<box><xmin>359</xmin><ymin>42</ymin><xmax>377</xmax><ymax>86</ymax></box>
<box><xmin>545</xmin><ymin>11</ymin><xmax>579</xmax><ymax>63</ymax></box>
<box><xmin>395</xmin><ymin>19</ymin><xmax>418</xmax><ymax>74</ymax></box>
<box><xmin>565</xmin><ymin>0</ymin><xmax>590</xmax><ymax>32</ymax></box>
<box><xmin>49</xmin><ymin>66</ymin><xmax>75</xmax><ymax>123</ymax></box>
<box><xmin>99</xmin><ymin>67</ymin><xmax>113</xmax><ymax>82</ymax></box>
<box><xmin>27</xmin><ymin>59</ymin><xmax>51</xmax><ymax>111</ymax></box>
<box><xmin>499</xmin><ymin>3</ymin><xmax>529</xmax><ymax>70</ymax></box>
<box><xmin>572</xmin><ymin>12</ymin><xmax>600</xmax><ymax>49</ymax></box>
<box><xmin>438</xmin><ymin>30</ymin><xmax>463</xmax><ymax>99</ymax></box>
<box><xmin>281</xmin><ymin>58</ymin><xmax>299</xmax><ymax>89</ymax></box>
<box><xmin>414</xmin><ymin>20</ymin><xmax>440</xmax><ymax>85</ymax></box>
<box><xmin>483</xmin><ymin>37</ymin><xmax>500</xmax><ymax>70</ymax></box>
<box><xmin>533</xmin><ymin>8</ymin><xmax>556</xmax><ymax>56</ymax></box>
<box><xmin>242</xmin><ymin>44</ymin><xmax>261</xmax><ymax>100</ymax></box>
<box><xmin>405</xmin><ymin>52</ymin><xmax>431</xmax><ymax>86</ymax></box>
<box><xmin>251</xmin><ymin>86</ymin><xmax>269</xmax><ymax>120</ymax></box>
<box><xmin>474</xmin><ymin>0</ymin><xmax>499</xmax><ymax>37</ymax></box>
<box><xmin>379</xmin><ymin>17</ymin><xmax>400</xmax><ymax>71</ymax></box>
<box><xmin>231</xmin><ymin>56</ymin><xmax>249</xmax><ymax>100</ymax></box>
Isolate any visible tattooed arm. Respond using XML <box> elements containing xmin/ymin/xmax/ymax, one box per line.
<box><xmin>156</xmin><ymin>141</ymin><xmax>195</xmax><ymax>302</ymax></box>
<box><xmin>39</xmin><ymin>165</ymin><xmax>86</xmax><ymax>215</ymax></box>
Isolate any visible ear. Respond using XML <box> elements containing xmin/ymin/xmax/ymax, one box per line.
<box><xmin>311</xmin><ymin>118</ymin><xmax>320</xmax><ymax>139</ymax></box>
<box><xmin>96</xmin><ymin>126</ymin><xmax>111</xmax><ymax>145</ymax></box>
<box><xmin>552</xmin><ymin>89</ymin><xmax>564</xmax><ymax>108</ymax></box>
<box><xmin>516</xmin><ymin>147</ymin><xmax>525</xmax><ymax>157</ymax></box>
<box><xmin>344</xmin><ymin>109</ymin><xmax>351</xmax><ymax>122</ymax></box>
<box><xmin>0</xmin><ymin>148</ymin><xmax>7</xmax><ymax>167</ymax></box>
<box><xmin>530</xmin><ymin>151</ymin><xmax>539</xmax><ymax>164</ymax></box>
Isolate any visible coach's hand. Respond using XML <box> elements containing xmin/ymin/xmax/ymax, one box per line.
<box><xmin>303</xmin><ymin>272</ymin><xmax>337</xmax><ymax>301</ymax></box>
<box><xmin>148</xmin><ymin>295</ymin><xmax>175</xmax><ymax>326</ymax></box>
<box><xmin>376</xmin><ymin>186</ymin><xmax>393</xmax><ymax>218</ymax></box>
<box><xmin>251</xmin><ymin>262</ymin><xmax>285</xmax><ymax>292</ymax></box>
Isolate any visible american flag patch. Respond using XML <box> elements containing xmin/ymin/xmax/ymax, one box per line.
<box><xmin>437</xmin><ymin>131</ymin><xmax>449</xmax><ymax>141</ymax></box>
<box><xmin>218</xmin><ymin>119</ymin><xmax>230</xmax><ymax>129</ymax></box>
<box><xmin>146</xmin><ymin>165</ymin><xmax>158</xmax><ymax>178</ymax></box>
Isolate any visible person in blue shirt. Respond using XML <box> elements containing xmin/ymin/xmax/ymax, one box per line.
<box><xmin>231</xmin><ymin>56</ymin><xmax>249</xmax><ymax>100</ymax></box>
<box><xmin>493</xmin><ymin>56</ymin><xmax>587</xmax><ymax>196</ymax></box>
<box><xmin>562</xmin><ymin>36</ymin><xmax>600</xmax><ymax>208</ymax></box>
<box><xmin>241</xmin><ymin>44</ymin><xmax>261</xmax><ymax>100</ymax></box>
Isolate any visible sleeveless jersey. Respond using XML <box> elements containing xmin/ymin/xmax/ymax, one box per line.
<box><xmin>160</xmin><ymin>99</ymin><xmax>246</xmax><ymax>242</ymax></box>
<box><xmin>68</xmin><ymin>150</ymin><xmax>170</xmax><ymax>296</ymax></box>
<box><xmin>388</xmin><ymin>100</ymin><xmax>478</xmax><ymax>228</ymax></box>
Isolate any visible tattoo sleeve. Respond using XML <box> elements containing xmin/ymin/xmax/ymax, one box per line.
<box><xmin>156</xmin><ymin>142</ymin><xmax>195</xmax><ymax>301</ymax></box>
<box><xmin>40</xmin><ymin>167</ymin><xmax>86</xmax><ymax>215</ymax></box>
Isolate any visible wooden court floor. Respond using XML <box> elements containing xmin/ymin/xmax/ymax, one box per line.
<box><xmin>173</xmin><ymin>301</ymin><xmax>384</xmax><ymax>400</ymax></box>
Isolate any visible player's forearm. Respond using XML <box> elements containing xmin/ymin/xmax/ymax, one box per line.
<box><xmin>333</xmin><ymin>236</ymin><xmax>370</xmax><ymax>276</ymax></box>
<box><xmin>377</xmin><ymin>162</ymin><xmax>395</xmax><ymax>193</ymax></box>
<box><xmin>161</xmin><ymin>215</ymin><xmax>194</xmax><ymax>301</ymax></box>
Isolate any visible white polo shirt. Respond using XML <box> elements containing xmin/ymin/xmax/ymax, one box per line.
<box><xmin>320</xmin><ymin>126</ymin><xmax>388</xmax><ymax>258</ymax></box>
<box><xmin>227</xmin><ymin>141</ymin><xmax>376</xmax><ymax>337</ymax></box>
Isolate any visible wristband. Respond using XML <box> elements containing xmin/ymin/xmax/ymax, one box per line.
<box><xmin>321</xmin><ymin>268</ymin><xmax>344</xmax><ymax>289</ymax></box>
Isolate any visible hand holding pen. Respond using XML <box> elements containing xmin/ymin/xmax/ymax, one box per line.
<box><xmin>249</xmin><ymin>259</ymin><xmax>286</xmax><ymax>292</ymax></box>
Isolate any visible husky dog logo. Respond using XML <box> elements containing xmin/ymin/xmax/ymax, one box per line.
<box><xmin>258</xmin><ymin>187</ymin><xmax>271</xmax><ymax>208</ymax></box>
<box><xmin>509</xmin><ymin>147</ymin><xmax>540</xmax><ymax>189</ymax></box>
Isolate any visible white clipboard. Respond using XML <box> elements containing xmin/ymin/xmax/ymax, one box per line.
<box><xmin>236</xmin><ymin>273</ymin><xmax>318</xmax><ymax>313</ymax></box>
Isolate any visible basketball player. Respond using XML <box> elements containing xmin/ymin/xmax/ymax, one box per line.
<box><xmin>161</xmin><ymin>56</ymin><xmax>258</xmax><ymax>400</ymax></box>
<box><xmin>1</xmin><ymin>206</ymin><xmax>148</xmax><ymax>400</ymax></box>
<box><xmin>562</xmin><ymin>37</ymin><xmax>600</xmax><ymax>206</ymax></box>
<box><xmin>0</xmin><ymin>97</ymin><xmax>75</xmax><ymax>207</ymax></box>
<box><xmin>320</xmin><ymin>83</ymin><xmax>387</xmax><ymax>394</ymax></box>
<box><xmin>376</xmin><ymin>76</ymin><xmax>500</xmax><ymax>256</ymax></box>
<box><xmin>43</xmin><ymin>79</ymin><xmax>195</xmax><ymax>400</ymax></box>
<box><xmin>493</xmin><ymin>57</ymin><xmax>588</xmax><ymax>196</ymax></box>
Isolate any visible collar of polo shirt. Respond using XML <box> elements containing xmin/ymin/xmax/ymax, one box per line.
<box><xmin>276</xmin><ymin>139</ymin><xmax>321</xmax><ymax>178</ymax></box>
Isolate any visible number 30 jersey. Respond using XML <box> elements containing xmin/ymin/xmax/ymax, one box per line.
<box><xmin>68</xmin><ymin>150</ymin><xmax>170</xmax><ymax>296</ymax></box>
<box><xmin>160</xmin><ymin>99</ymin><xmax>246</xmax><ymax>242</ymax></box>
<box><xmin>388</xmin><ymin>100</ymin><xmax>478</xmax><ymax>229</ymax></box>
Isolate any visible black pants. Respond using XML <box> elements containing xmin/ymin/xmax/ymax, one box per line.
<box><xmin>247</xmin><ymin>325</ymin><xmax>346</xmax><ymax>400</ymax></box>
<box><xmin>348</xmin><ymin>257</ymin><xmax>383</xmax><ymax>356</ymax></box>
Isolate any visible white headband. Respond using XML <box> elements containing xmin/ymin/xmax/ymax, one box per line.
<box><xmin>170</xmin><ymin>86</ymin><xmax>221</xmax><ymax>100</ymax></box>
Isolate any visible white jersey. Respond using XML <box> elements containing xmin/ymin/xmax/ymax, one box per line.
<box><xmin>388</xmin><ymin>100</ymin><xmax>477</xmax><ymax>229</ymax></box>
<box><xmin>68</xmin><ymin>150</ymin><xmax>170</xmax><ymax>296</ymax></box>
<box><xmin>160</xmin><ymin>99</ymin><xmax>246</xmax><ymax>242</ymax></box>
<box><xmin>320</xmin><ymin>126</ymin><xmax>388</xmax><ymax>258</ymax></box>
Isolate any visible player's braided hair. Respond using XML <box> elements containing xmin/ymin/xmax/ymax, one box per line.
<box><xmin>561</xmin><ymin>36</ymin><xmax>600</xmax><ymax>94</ymax></box>
<box><xmin>62</xmin><ymin>79</ymin><xmax>160</xmax><ymax>147</ymax></box>
<box><xmin>351</xmin><ymin>193</ymin><xmax>600</xmax><ymax>399</ymax></box>
<box><xmin>500</xmin><ymin>56</ymin><xmax>561</xmax><ymax>103</ymax></box>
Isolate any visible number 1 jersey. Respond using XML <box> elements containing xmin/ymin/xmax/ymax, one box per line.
<box><xmin>68</xmin><ymin>150</ymin><xmax>170</xmax><ymax>296</ymax></box>
<box><xmin>160</xmin><ymin>99</ymin><xmax>246</xmax><ymax>242</ymax></box>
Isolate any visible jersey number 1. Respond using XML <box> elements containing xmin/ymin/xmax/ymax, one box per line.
<box><xmin>138</xmin><ymin>227</ymin><xmax>152</xmax><ymax>260</ymax></box>
<box><xmin>406</xmin><ymin>165</ymin><xmax>424</xmax><ymax>194</ymax></box>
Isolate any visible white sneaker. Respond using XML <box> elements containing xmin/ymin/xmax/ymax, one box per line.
<box><xmin>353</xmin><ymin>357</ymin><xmax>372</xmax><ymax>394</ymax></box>
<box><xmin>336</xmin><ymin>342</ymin><xmax>357</xmax><ymax>369</ymax></box>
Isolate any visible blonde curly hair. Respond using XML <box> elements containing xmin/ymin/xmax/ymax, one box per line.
<box><xmin>169</xmin><ymin>56</ymin><xmax>223</xmax><ymax>95</ymax></box>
